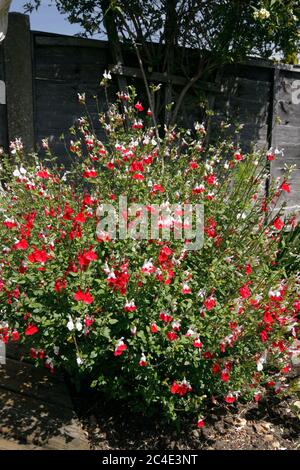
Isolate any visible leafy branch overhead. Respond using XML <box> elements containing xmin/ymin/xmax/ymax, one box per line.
<box><xmin>23</xmin><ymin>1</ymin><xmax>300</xmax><ymax>124</ymax></box>
<box><xmin>24</xmin><ymin>0</ymin><xmax>300</xmax><ymax>61</ymax></box>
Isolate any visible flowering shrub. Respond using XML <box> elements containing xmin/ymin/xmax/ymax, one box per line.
<box><xmin>0</xmin><ymin>90</ymin><xmax>299</xmax><ymax>426</ymax></box>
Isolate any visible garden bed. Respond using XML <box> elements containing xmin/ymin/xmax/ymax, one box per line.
<box><xmin>72</xmin><ymin>387</ymin><xmax>300</xmax><ymax>450</ymax></box>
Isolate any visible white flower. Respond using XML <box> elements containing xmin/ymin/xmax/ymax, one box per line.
<box><xmin>139</xmin><ymin>353</ymin><xmax>147</xmax><ymax>363</ymax></box>
<box><xmin>253</xmin><ymin>8</ymin><xmax>270</xmax><ymax>20</ymax></box>
<box><xmin>172</xmin><ymin>320</ymin><xmax>181</xmax><ymax>330</ymax></box>
<box><xmin>257</xmin><ymin>350</ymin><xmax>267</xmax><ymax>371</ymax></box>
<box><xmin>13</xmin><ymin>166</ymin><xmax>27</xmax><ymax>177</ymax></box>
<box><xmin>194</xmin><ymin>122</ymin><xmax>206</xmax><ymax>134</ymax></box>
<box><xmin>67</xmin><ymin>316</ymin><xmax>74</xmax><ymax>331</ymax></box>
<box><xmin>103</xmin><ymin>70</ymin><xmax>112</xmax><ymax>80</ymax></box>
<box><xmin>75</xmin><ymin>319</ymin><xmax>83</xmax><ymax>332</ymax></box>
<box><xmin>10</xmin><ymin>138</ymin><xmax>24</xmax><ymax>155</ymax></box>
<box><xmin>77</xmin><ymin>356</ymin><xmax>83</xmax><ymax>365</ymax></box>
<box><xmin>131</xmin><ymin>326</ymin><xmax>137</xmax><ymax>335</ymax></box>
<box><xmin>77</xmin><ymin>92</ymin><xmax>86</xmax><ymax>103</ymax></box>
<box><xmin>186</xmin><ymin>328</ymin><xmax>196</xmax><ymax>337</ymax></box>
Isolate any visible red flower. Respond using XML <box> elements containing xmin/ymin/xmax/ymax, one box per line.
<box><xmin>14</xmin><ymin>239</ymin><xmax>28</xmax><ymax>250</ymax></box>
<box><xmin>63</xmin><ymin>204</ymin><xmax>74</xmax><ymax>220</ymax></box>
<box><xmin>281</xmin><ymin>365</ymin><xmax>290</xmax><ymax>374</ymax></box>
<box><xmin>254</xmin><ymin>392</ymin><xmax>261</xmax><ymax>402</ymax></box>
<box><xmin>212</xmin><ymin>363</ymin><xmax>220</xmax><ymax>374</ymax></box>
<box><xmin>11</xmin><ymin>330</ymin><xmax>20</xmax><ymax>341</ymax></box>
<box><xmin>273</xmin><ymin>217</ymin><xmax>284</xmax><ymax>230</ymax></box>
<box><xmin>167</xmin><ymin>331</ymin><xmax>177</xmax><ymax>341</ymax></box>
<box><xmin>170</xmin><ymin>380</ymin><xmax>192</xmax><ymax>396</ymax></box>
<box><xmin>132</xmin><ymin>173</ymin><xmax>144</xmax><ymax>180</ymax></box>
<box><xmin>36</xmin><ymin>169</ymin><xmax>50</xmax><ymax>179</ymax></box>
<box><xmin>78</xmin><ymin>248</ymin><xmax>98</xmax><ymax>268</ymax></box>
<box><xmin>239</xmin><ymin>283</ymin><xmax>251</xmax><ymax>299</ymax></box>
<box><xmin>74</xmin><ymin>289</ymin><xmax>94</xmax><ymax>304</ymax></box>
<box><xmin>30</xmin><ymin>348</ymin><xmax>38</xmax><ymax>359</ymax></box>
<box><xmin>197</xmin><ymin>419</ymin><xmax>205</xmax><ymax>428</ymax></box>
<box><xmin>75</xmin><ymin>212</ymin><xmax>86</xmax><ymax>223</ymax></box>
<box><xmin>130</xmin><ymin>161</ymin><xmax>144</xmax><ymax>173</ymax></box>
<box><xmin>25</xmin><ymin>324</ymin><xmax>39</xmax><ymax>336</ymax></box>
<box><xmin>150</xmin><ymin>322</ymin><xmax>158</xmax><ymax>333</ymax></box>
<box><xmin>159</xmin><ymin>312</ymin><xmax>173</xmax><ymax>323</ymax></box>
<box><xmin>280</xmin><ymin>181</ymin><xmax>290</xmax><ymax>193</ymax></box>
<box><xmin>83</xmin><ymin>168</ymin><xmax>97</xmax><ymax>178</ymax></box>
<box><xmin>28</xmin><ymin>247</ymin><xmax>49</xmax><ymax>264</ymax></box>
<box><xmin>55</xmin><ymin>279</ymin><xmax>67</xmax><ymax>293</ymax></box>
<box><xmin>135</xmin><ymin>101</ymin><xmax>144</xmax><ymax>112</ymax></box>
<box><xmin>204</xmin><ymin>296</ymin><xmax>216</xmax><ymax>311</ymax></box>
<box><xmin>245</xmin><ymin>264</ymin><xmax>252</xmax><ymax>275</ymax></box>
<box><xmin>205</xmin><ymin>174</ymin><xmax>216</xmax><ymax>185</ymax></box>
<box><xmin>221</xmin><ymin>371</ymin><xmax>230</xmax><ymax>382</ymax></box>
<box><xmin>260</xmin><ymin>329</ymin><xmax>268</xmax><ymax>342</ymax></box>
<box><xmin>151</xmin><ymin>184</ymin><xmax>165</xmax><ymax>193</ymax></box>
<box><xmin>158</xmin><ymin>245</ymin><xmax>173</xmax><ymax>264</ymax></box>
<box><xmin>224</xmin><ymin>394</ymin><xmax>236</xmax><ymax>404</ymax></box>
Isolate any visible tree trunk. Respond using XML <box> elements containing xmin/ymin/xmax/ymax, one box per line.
<box><xmin>163</xmin><ymin>0</ymin><xmax>177</xmax><ymax>127</ymax></box>
<box><xmin>101</xmin><ymin>0</ymin><xmax>127</xmax><ymax>94</ymax></box>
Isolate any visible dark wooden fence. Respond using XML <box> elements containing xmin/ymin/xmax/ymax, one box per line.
<box><xmin>0</xmin><ymin>13</ymin><xmax>300</xmax><ymax>215</ymax></box>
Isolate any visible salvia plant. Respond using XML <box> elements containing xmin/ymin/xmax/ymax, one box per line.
<box><xmin>0</xmin><ymin>87</ymin><xmax>299</xmax><ymax>427</ymax></box>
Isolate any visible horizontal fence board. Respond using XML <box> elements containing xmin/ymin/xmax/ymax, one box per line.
<box><xmin>275</xmin><ymin>125</ymin><xmax>300</xmax><ymax>145</ymax></box>
<box><xmin>34</xmin><ymin>33</ymin><xmax>108</xmax><ymax>50</ymax></box>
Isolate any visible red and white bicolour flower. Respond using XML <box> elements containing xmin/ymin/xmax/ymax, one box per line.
<box><xmin>124</xmin><ymin>299</ymin><xmax>137</xmax><ymax>312</ymax></box>
<box><xmin>141</xmin><ymin>259</ymin><xmax>156</xmax><ymax>275</ymax></box>
<box><xmin>172</xmin><ymin>320</ymin><xmax>181</xmax><ymax>332</ymax></box>
<box><xmin>197</xmin><ymin>419</ymin><xmax>205</xmax><ymax>428</ymax></box>
<box><xmin>182</xmin><ymin>283</ymin><xmax>191</xmax><ymax>294</ymax></box>
<box><xmin>139</xmin><ymin>353</ymin><xmax>148</xmax><ymax>366</ymax></box>
<box><xmin>234</xmin><ymin>151</ymin><xmax>243</xmax><ymax>161</ymax></box>
<box><xmin>170</xmin><ymin>378</ymin><xmax>192</xmax><ymax>396</ymax></box>
<box><xmin>224</xmin><ymin>392</ymin><xmax>237</xmax><ymax>404</ymax></box>
<box><xmin>13</xmin><ymin>238</ymin><xmax>28</xmax><ymax>250</ymax></box>
<box><xmin>185</xmin><ymin>328</ymin><xmax>197</xmax><ymax>337</ymax></box>
<box><xmin>193</xmin><ymin>337</ymin><xmax>203</xmax><ymax>348</ymax></box>
<box><xmin>192</xmin><ymin>184</ymin><xmax>205</xmax><ymax>195</ymax></box>
<box><xmin>269</xmin><ymin>284</ymin><xmax>285</xmax><ymax>302</ymax></box>
<box><xmin>3</xmin><ymin>218</ymin><xmax>17</xmax><ymax>229</ymax></box>
<box><xmin>114</xmin><ymin>338</ymin><xmax>127</xmax><ymax>357</ymax></box>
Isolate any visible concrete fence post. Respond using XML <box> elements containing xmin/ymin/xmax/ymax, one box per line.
<box><xmin>3</xmin><ymin>13</ymin><xmax>35</xmax><ymax>153</ymax></box>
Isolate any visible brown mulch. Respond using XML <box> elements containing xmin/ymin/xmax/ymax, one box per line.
<box><xmin>71</xmin><ymin>389</ymin><xmax>300</xmax><ymax>451</ymax></box>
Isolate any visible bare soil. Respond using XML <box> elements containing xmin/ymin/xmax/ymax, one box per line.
<box><xmin>72</xmin><ymin>391</ymin><xmax>300</xmax><ymax>451</ymax></box>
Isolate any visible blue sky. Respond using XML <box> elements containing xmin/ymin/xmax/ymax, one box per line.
<box><xmin>11</xmin><ymin>0</ymin><xmax>83</xmax><ymax>35</ymax></box>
